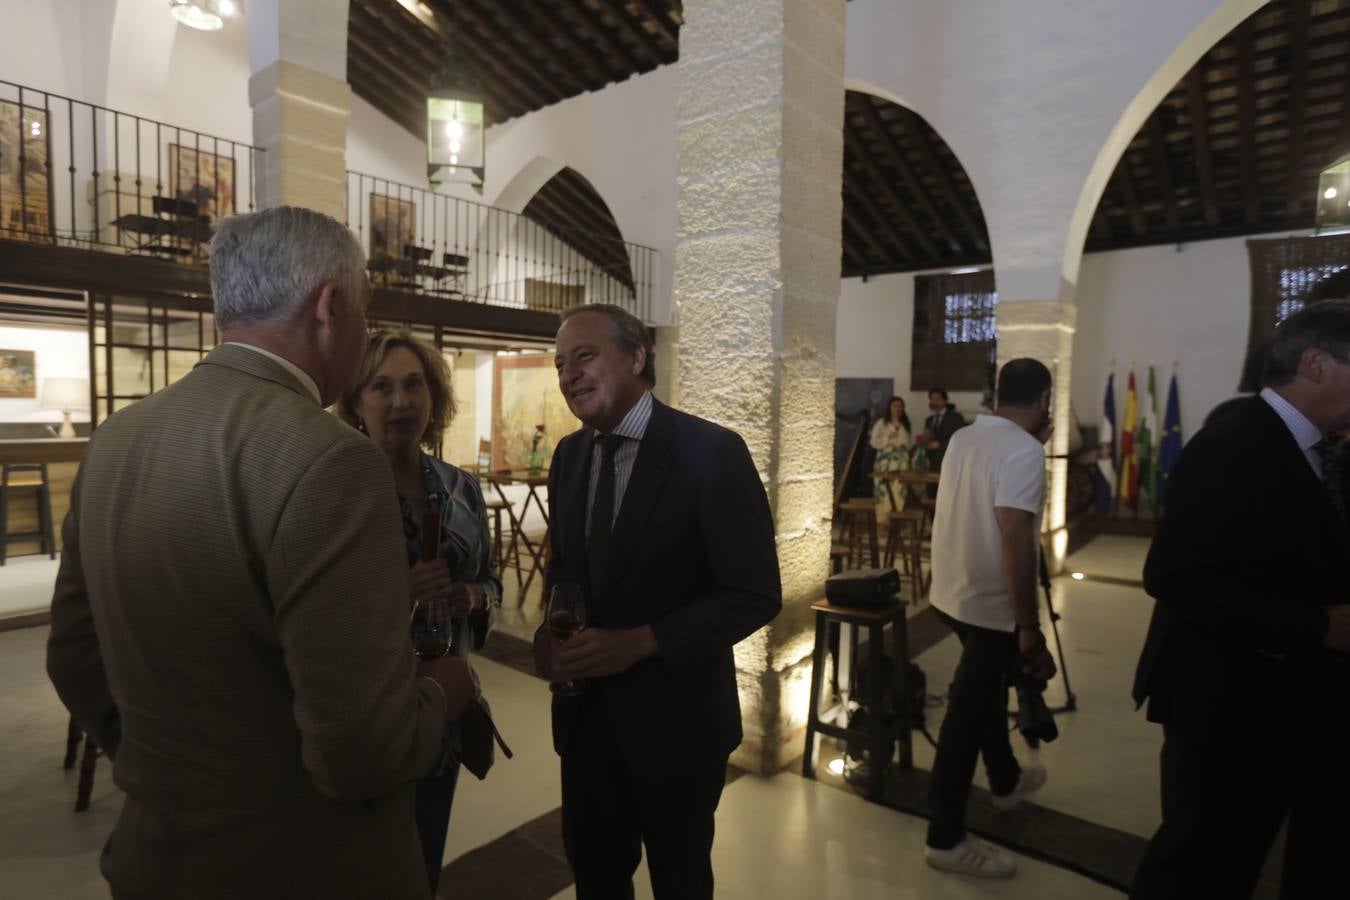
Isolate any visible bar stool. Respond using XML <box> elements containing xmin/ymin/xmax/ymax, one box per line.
<box><xmin>884</xmin><ymin>510</ymin><xmax>925</xmax><ymax>603</ymax></box>
<box><xmin>1</xmin><ymin>462</ymin><xmax>56</xmax><ymax>565</ymax></box>
<box><xmin>837</xmin><ymin>498</ymin><xmax>880</xmax><ymax>569</ymax></box>
<box><xmin>484</xmin><ymin>496</ymin><xmax>509</xmax><ymax>569</ymax></box>
<box><xmin>802</xmin><ymin>597</ymin><xmax>913</xmax><ymax>800</ymax></box>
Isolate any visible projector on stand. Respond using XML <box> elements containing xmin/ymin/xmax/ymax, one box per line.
<box><xmin>825</xmin><ymin>568</ymin><xmax>901</xmax><ymax>608</ymax></box>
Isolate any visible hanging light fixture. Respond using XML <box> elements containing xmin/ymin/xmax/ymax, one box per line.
<box><xmin>427</xmin><ymin>56</ymin><xmax>485</xmax><ymax>192</ymax></box>
<box><xmin>168</xmin><ymin>0</ymin><xmax>240</xmax><ymax>32</ymax></box>
<box><xmin>1316</xmin><ymin>154</ymin><xmax>1350</xmax><ymax>231</ymax></box>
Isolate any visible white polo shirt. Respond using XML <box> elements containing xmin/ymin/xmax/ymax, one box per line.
<box><xmin>929</xmin><ymin>415</ymin><xmax>1046</xmax><ymax>632</ymax></box>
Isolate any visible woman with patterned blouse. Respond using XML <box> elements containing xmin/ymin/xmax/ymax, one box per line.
<box><xmin>338</xmin><ymin>328</ymin><xmax>502</xmax><ymax>894</ymax></box>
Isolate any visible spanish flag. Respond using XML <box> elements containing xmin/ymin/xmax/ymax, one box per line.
<box><xmin>1117</xmin><ymin>368</ymin><xmax>1138</xmax><ymax>510</ymax></box>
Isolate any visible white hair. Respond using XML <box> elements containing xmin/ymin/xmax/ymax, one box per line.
<box><xmin>208</xmin><ymin>206</ymin><xmax>367</xmax><ymax>329</ymax></box>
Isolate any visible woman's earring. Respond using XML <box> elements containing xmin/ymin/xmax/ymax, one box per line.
<box><xmin>357</xmin><ymin>418</ymin><xmax>367</xmax><ymax>433</ymax></box>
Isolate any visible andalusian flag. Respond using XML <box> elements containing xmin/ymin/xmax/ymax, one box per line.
<box><xmin>1157</xmin><ymin>373</ymin><xmax>1183</xmax><ymax>513</ymax></box>
<box><xmin>1137</xmin><ymin>366</ymin><xmax>1158</xmax><ymax>506</ymax></box>
<box><xmin>1117</xmin><ymin>368</ymin><xmax>1138</xmax><ymax>510</ymax></box>
<box><xmin>1093</xmin><ymin>371</ymin><xmax>1117</xmax><ymax>514</ymax></box>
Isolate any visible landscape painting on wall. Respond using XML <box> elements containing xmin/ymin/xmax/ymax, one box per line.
<box><xmin>0</xmin><ymin>101</ymin><xmax>51</xmax><ymax>240</ymax></box>
<box><xmin>169</xmin><ymin>144</ymin><xmax>235</xmax><ymax>219</ymax></box>
<box><xmin>0</xmin><ymin>349</ymin><xmax>37</xmax><ymax>398</ymax></box>
<box><xmin>492</xmin><ymin>355</ymin><xmax>578</xmax><ymax>472</ymax></box>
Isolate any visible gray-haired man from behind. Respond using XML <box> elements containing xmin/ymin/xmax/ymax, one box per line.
<box><xmin>47</xmin><ymin>206</ymin><xmax>472</xmax><ymax>900</ymax></box>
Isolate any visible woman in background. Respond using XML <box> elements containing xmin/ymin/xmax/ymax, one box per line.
<box><xmin>338</xmin><ymin>329</ymin><xmax>502</xmax><ymax>893</ymax></box>
<box><xmin>871</xmin><ymin>396</ymin><xmax>912</xmax><ymax>514</ymax></box>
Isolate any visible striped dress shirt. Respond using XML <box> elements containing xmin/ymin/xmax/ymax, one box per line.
<box><xmin>1260</xmin><ymin>387</ymin><xmax>1324</xmax><ymax>478</ymax></box>
<box><xmin>585</xmin><ymin>390</ymin><xmax>653</xmax><ymax>539</ymax></box>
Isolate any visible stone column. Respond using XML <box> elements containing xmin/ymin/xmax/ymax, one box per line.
<box><xmin>247</xmin><ymin>62</ymin><xmax>350</xmax><ymax>218</ymax></box>
<box><xmin>672</xmin><ymin>0</ymin><xmax>845</xmax><ymax>773</ymax></box>
<box><xmin>994</xmin><ymin>300</ymin><xmax>1077</xmax><ymax>571</ymax></box>
<box><xmin>246</xmin><ymin>0</ymin><xmax>351</xmax><ymax>218</ymax></box>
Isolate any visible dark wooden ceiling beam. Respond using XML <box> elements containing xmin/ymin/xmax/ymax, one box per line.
<box><xmin>515</xmin><ymin>0</ymin><xmax>626</xmax><ymax>81</ymax></box>
<box><xmin>452</xmin><ymin>0</ymin><xmax>591</xmax><ymax>98</ymax></box>
<box><xmin>630</xmin><ymin>0</ymin><xmax>678</xmax><ymax>46</ymax></box>
<box><xmin>1236</xmin><ymin>18</ymin><xmax>1260</xmax><ymax>225</ymax></box>
<box><xmin>606</xmin><ymin>2</ymin><xmax>670</xmax><ymax>67</ymax></box>
<box><xmin>840</xmin><ymin>224</ymin><xmax>867</xmax><ymax>273</ymax></box>
<box><xmin>1116</xmin><ymin>153</ymin><xmax>1148</xmax><ymax>238</ymax></box>
<box><xmin>524</xmin><ymin>191</ymin><xmax>630</xmax><ymax>279</ymax></box>
<box><xmin>857</xmin><ymin>97</ymin><xmax>965</xmax><ymax>255</ymax></box>
<box><xmin>1145</xmin><ymin>114</ymin><xmax>1181</xmax><ymax>231</ymax></box>
<box><xmin>435</xmin><ymin>0</ymin><xmax>574</xmax><ymax>111</ymax></box>
<box><xmin>903</xmin><ymin>117</ymin><xmax>989</xmax><ymax>254</ymax></box>
<box><xmin>546</xmin><ymin>172</ymin><xmax>623</xmax><ymax>236</ymax></box>
<box><xmin>841</xmin><ymin>187</ymin><xmax>901</xmax><ymax>264</ymax></box>
<box><xmin>1283</xmin><ymin>0</ymin><xmax>1311</xmax><ymax>219</ymax></box>
<box><xmin>562</xmin><ymin>0</ymin><xmax>645</xmax><ymax>73</ymax></box>
<box><xmin>1185</xmin><ymin>68</ymin><xmax>1221</xmax><ymax>228</ymax></box>
<box><xmin>843</xmin><ymin>123</ymin><xmax>939</xmax><ymax>259</ymax></box>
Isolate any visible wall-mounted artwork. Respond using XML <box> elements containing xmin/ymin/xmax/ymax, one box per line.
<box><xmin>169</xmin><ymin>144</ymin><xmax>235</xmax><ymax>219</ymax></box>
<box><xmin>0</xmin><ymin>349</ymin><xmax>37</xmax><ymax>398</ymax></box>
<box><xmin>0</xmin><ymin>101</ymin><xmax>51</xmax><ymax>240</ymax></box>
<box><xmin>369</xmin><ymin>193</ymin><xmax>415</xmax><ymax>260</ymax></box>
<box><xmin>492</xmin><ymin>355</ymin><xmax>578</xmax><ymax>472</ymax></box>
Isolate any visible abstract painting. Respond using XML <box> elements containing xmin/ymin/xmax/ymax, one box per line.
<box><xmin>369</xmin><ymin>193</ymin><xmax>415</xmax><ymax>261</ymax></box>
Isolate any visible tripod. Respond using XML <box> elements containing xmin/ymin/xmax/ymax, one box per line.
<box><xmin>1038</xmin><ymin>552</ymin><xmax>1077</xmax><ymax>713</ymax></box>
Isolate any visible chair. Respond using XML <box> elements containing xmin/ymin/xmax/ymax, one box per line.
<box><xmin>474</xmin><ymin>438</ymin><xmax>492</xmax><ymax>474</ymax></box>
<box><xmin>63</xmin><ymin>717</ymin><xmax>101</xmax><ymax>812</ymax></box>
<box><xmin>801</xmin><ymin>598</ymin><xmax>913</xmax><ymax>800</ymax></box>
<box><xmin>837</xmin><ymin>498</ymin><xmax>880</xmax><ymax>569</ymax></box>
<box><xmin>1</xmin><ymin>463</ymin><xmax>56</xmax><ymax>565</ymax></box>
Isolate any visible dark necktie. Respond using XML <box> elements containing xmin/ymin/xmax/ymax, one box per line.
<box><xmin>588</xmin><ymin>434</ymin><xmax>622</xmax><ymax>598</ymax></box>
<box><xmin>1313</xmin><ymin>437</ymin><xmax>1345</xmax><ymax>519</ymax></box>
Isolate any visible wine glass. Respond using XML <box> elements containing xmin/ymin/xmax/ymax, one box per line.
<box><xmin>546</xmin><ymin>582</ymin><xmax>588</xmax><ymax>696</ymax></box>
<box><xmin>411</xmin><ymin>597</ymin><xmax>452</xmax><ymax>661</ymax></box>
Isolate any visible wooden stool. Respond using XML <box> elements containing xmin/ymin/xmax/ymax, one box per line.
<box><xmin>837</xmin><ymin>498</ymin><xmax>880</xmax><ymax>569</ymax></box>
<box><xmin>884</xmin><ymin>510</ymin><xmax>925</xmax><ymax>603</ymax></box>
<box><xmin>484</xmin><ymin>497</ymin><xmax>509</xmax><ymax>569</ymax></box>
<box><xmin>63</xmin><ymin>716</ymin><xmax>101</xmax><ymax>812</ymax></box>
<box><xmin>802</xmin><ymin>597</ymin><xmax>913</xmax><ymax>800</ymax></box>
<box><xmin>1</xmin><ymin>462</ymin><xmax>56</xmax><ymax>565</ymax></box>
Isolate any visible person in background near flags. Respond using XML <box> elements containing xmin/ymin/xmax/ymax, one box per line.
<box><xmin>1117</xmin><ymin>368</ymin><xmax>1139</xmax><ymax>511</ymax></box>
<box><xmin>1129</xmin><ymin>300</ymin><xmax>1350</xmax><ymax>900</ymax></box>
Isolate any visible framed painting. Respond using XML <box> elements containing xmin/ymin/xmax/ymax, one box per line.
<box><xmin>0</xmin><ymin>101</ymin><xmax>51</xmax><ymax>240</ymax></box>
<box><xmin>492</xmin><ymin>355</ymin><xmax>578</xmax><ymax>472</ymax></box>
<box><xmin>168</xmin><ymin>143</ymin><xmax>235</xmax><ymax>219</ymax></box>
<box><xmin>369</xmin><ymin>193</ymin><xmax>415</xmax><ymax>260</ymax></box>
<box><xmin>0</xmin><ymin>348</ymin><xmax>37</xmax><ymax>398</ymax></box>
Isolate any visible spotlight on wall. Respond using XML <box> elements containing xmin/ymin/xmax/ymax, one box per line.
<box><xmin>168</xmin><ymin>0</ymin><xmax>240</xmax><ymax>32</ymax></box>
<box><xmin>1317</xmin><ymin>155</ymin><xmax>1350</xmax><ymax>230</ymax></box>
<box><xmin>827</xmin><ymin>757</ymin><xmax>846</xmax><ymax>776</ymax></box>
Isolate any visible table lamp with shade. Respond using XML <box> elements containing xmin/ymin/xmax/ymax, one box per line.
<box><xmin>41</xmin><ymin>377</ymin><xmax>90</xmax><ymax>438</ymax></box>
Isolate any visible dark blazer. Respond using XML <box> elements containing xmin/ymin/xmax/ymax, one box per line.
<box><xmin>923</xmin><ymin>404</ymin><xmax>966</xmax><ymax>469</ymax></box>
<box><xmin>1132</xmin><ymin>396</ymin><xmax>1348</xmax><ymax>738</ymax></box>
<box><xmin>545</xmin><ymin>398</ymin><xmax>782</xmax><ymax>782</ymax></box>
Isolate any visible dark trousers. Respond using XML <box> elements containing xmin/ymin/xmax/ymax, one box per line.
<box><xmin>1130</xmin><ymin>717</ymin><xmax>1350</xmax><ymax>900</ymax></box>
<box><xmin>414</xmin><ymin>758</ymin><xmax>462</xmax><ymax>894</ymax></box>
<box><xmin>926</xmin><ymin>610</ymin><xmax>1021</xmax><ymax>849</ymax></box>
<box><xmin>561</xmin><ymin>691</ymin><xmax>727</xmax><ymax>900</ymax></box>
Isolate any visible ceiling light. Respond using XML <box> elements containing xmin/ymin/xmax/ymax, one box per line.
<box><xmin>29</xmin><ymin>121</ymin><xmax>41</xmax><ymax>137</ymax></box>
<box><xmin>169</xmin><ymin>0</ymin><xmax>240</xmax><ymax>32</ymax></box>
<box><xmin>1326</xmin><ymin>187</ymin><xmax>1339</xmax><ymax>201</ymax></box>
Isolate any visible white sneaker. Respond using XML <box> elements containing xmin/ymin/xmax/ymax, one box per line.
<box><xmin>924</xmin><ymin>836</ymin><xmax>1017</xmax><ymax>878</ymax></box>
<box><xmin>990</xmin><ymin>763</ymin><xmax>1047</xmax><ymax>811</ymax></box>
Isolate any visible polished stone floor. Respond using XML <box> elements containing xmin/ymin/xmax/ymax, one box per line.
<box><xmin>0</xmin><ymin>535</ymin><xmax>1224</xmax><ymax>899</ymax></box>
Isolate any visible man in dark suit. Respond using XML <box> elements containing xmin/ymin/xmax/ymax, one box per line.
<box><xmin>922</xmin><ymin>387</ymin><xmax>966</xmax><ymax>471</ymax></box>
<box><xmin>535</xmin><ymin>303</ymin><xmax>781</xmax><ymax>900</ymax></box>
<box><xmin>1130</xmin><ymin>300</ymin><xmax>1350</xmax><ymax>900</ymax></box>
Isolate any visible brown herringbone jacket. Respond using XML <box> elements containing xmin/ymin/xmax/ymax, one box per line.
<box><xmin>48</xmin><ymin>344</ymin><xmax>442</xmax><ymax>900</ymax></box>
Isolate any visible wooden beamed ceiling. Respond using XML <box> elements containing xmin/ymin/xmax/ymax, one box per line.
<box><xmin>522</xmin><ymin>167</ymin><xmax>635</xmax><ymax>291</ymax></box>
<box><xmin>348</xmin><ymin>0</ymin><xmax>1350</xmax><ymax>280</ymax></box>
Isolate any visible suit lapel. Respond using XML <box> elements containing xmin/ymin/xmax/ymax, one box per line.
<box><xmin>1252</xmin><ymin>399</ymin><xmax>1348</xmax><ymax>543</ymax></box>
<box><xmin>561</xmin><ymin>429</ymin><xmax>594</xmax><ymax>588</ymax></box>
<box><xmin>594</xmin><ymin>401</ymin><xmax>675</xmax><ymax>614</ymax></box>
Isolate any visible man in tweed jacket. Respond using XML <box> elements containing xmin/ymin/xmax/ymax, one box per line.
<box><xmin>47</xmin><ymin>207</ymin><xmax>472</xmax><ymax>900</ymax></box>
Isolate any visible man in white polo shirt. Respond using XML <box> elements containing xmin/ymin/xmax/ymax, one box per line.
<box><xmin>923</xmin><ymin>358</ymin><xmax>1057</xmax><ymax>879</ymax></box>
